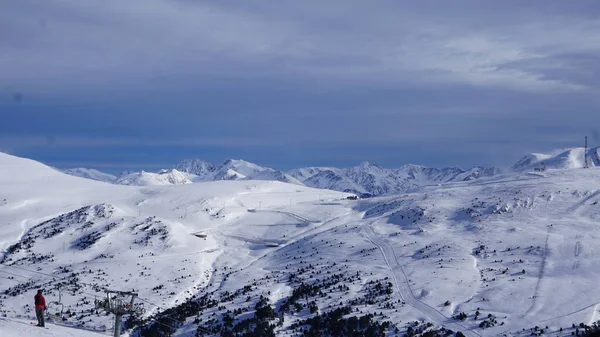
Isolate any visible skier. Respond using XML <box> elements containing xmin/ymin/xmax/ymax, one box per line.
<box><xmin>34</xmin><ymin>289</ymin><xmax>46</xmax><ymax>327</ymax></box>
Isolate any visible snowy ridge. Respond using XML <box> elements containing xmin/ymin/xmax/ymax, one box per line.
<box><xmin>115</xmin><ymin>169</ymin><xmax>195</xmax><ymax>186</ymax></box>
<box><xmin>209</xmin><ymin>159</ymin><xmax>303</xmax><ymax>184</ymax></box>
<box><xmin>62</xmin><ymin>158</ymin><xmax>500</xmax><ymax>195</ymax></box>
<box><xmin>290</xmin><ymin>162</ymin><xmax>501</xmax><ymax>197</ymax></box>
<box><xmin>60</xmin><ymin>168</ymin><xmax>117</xmax><ymax>183</ymax></box>
<box><xmin>57</xmin><ymin>148</ymin><xmax>600</xmax><ymax>196</ymax></box>
<box><xmin>4</xmin><ymin>151</ymin><xmax>600</xmax><ymax>336</ymax></box>
<box><xmin>175</xmin><ymin>158</ymin><xmax>216</xmax><ymax>178</ymax></box>
<box><xmin>512</xmin><ymin>147</ymin><xmax>600</xmax><ymax>171</ymax></box>
<box><xmin>302</xmin><ymin>169</ymin><xmax>366</xmax><ymax>194</ymax></box>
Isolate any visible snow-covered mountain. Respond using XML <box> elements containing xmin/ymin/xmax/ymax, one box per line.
<box><xmin>289</xmin><ymin>162</ymin><xmax>501</xmax><ymax>197</ymax></box>
<box><xmin>115</xmin><ymin>158</ymin><xmax>303</xmax><ymax>186</ymax></box>
<box><xmin>115</xmin><ymin>168</ymin><xmax>195</xmax><ymax>186</ymax></box>
<box><xmin>5</xmin><ymin>152</ymin><xmax>600</xmax><ymax>336</ymax></box>
<box><xmin>63</xmin><ymin>159</ymin><xmax>500</xmax><ymax>195</ymax></box>
<box><xmin>175</xmin><ymin>158</ymin><xmax>216</xmax><ymax>178</ymax></box>
<box><xmin>4</xmin><ymin>151</ymin><xmax>600</xmax><ymax>336</ymax></box>
<box><xmin>512</xmin><ymin>147</ymin><xmax>600</xmax><ymax>171</ymax></box>
<box><xmin>59</xmin><ymin>155</ymin><xmax>503</xmax><ymax>196</ymax></box>
<box><xmin>61</xmin><ymin>147</ymin><xmax>600</xmax><ymax>198</ymax></box>
<box><xmin>204</xmin><ymin>159</ymin><xmax>303</xmax><ymax>184</ymax></box>
<box><xmin>60</xmin><ymin>167</ymin><xmax>117</xmax><ymax>183</ymax></box>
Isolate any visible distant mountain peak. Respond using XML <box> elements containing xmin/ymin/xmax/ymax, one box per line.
<box><xmin>400</xmin><ymin>163</ymin><xmax>425</xmax><ymax>169</ymax></box>
<box><xmin>358</xmin><ymin>161</ymin><xmax>381</xmax><ymax>168</ymax></box>
<box><xmin>221</xmin><ymin>158</ymin><xmax>261</xmax><ymax>168</ymax></box>
<box><xmin>175</xmin><ymin>158</ymin><xmax>216</xmax><ymax>176</ymax></box>
<box><xmin>116</xmin><ymin>169</ymin><xmax>194</xmax><ymax>186</ymax></box>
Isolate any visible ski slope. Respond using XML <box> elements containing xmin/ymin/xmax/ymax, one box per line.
<box><xmin>3</xmin><ymin>151</ymin><xmax>600</xmax><ymax>336</ymax></box>
<box><xmin>0</xmin><ymin>317</ymin><xmax>108</xmax><ymax>337</ymax></box>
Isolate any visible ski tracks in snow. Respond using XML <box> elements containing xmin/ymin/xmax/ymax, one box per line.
<box><xmin>565</xmin><ymin>190</ymin><xmax>600</xmax><ymax>216</ymax></box>
<box><xmin>589</xmin><ymin>304</ymin><xmax>600</xmax><ymax>326</ymax></box>
<box><xmin>363</xmin><ymin>224</ymin><xmax>480</xmax><ymax>337</ymax></box>
<box><xmin>538</xmin><ymin>302</ymin><xmax>600</xmax><ymax>326</ymax></box>
<box><xmin>523</xmin><ymin>226</ymin><xmax>552</xmax><ymax>318</ymax></box>
<box><xmin>573</xmin><ymin>238</ymin><xmax>582</xmax><ymax>270</ymax></box>
<box><xmin>217</xmin><ymin>211</ymin><xmax>360</xmax><ymax>283</ymax></box>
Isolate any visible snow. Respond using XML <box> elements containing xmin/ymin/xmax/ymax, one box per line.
<box><xmin>115</xmin><ymin>169</ymin><xmax>195</xmax><ymax>185</ymax></box>
<box><xmin>219</xmin><ymin>159</ymin><xmax>265</xmax><ymax>177</ymax></box>
<box><xmin>4</xmin><ymin>151</ymin><xmax>600</xmax><ymax>336</ymax></box>
<box><xmin>512</xmin><ymin>147</ymin><xmax>600</xmax><ymax>171</ymax></box>
<box><xmin>287</xmin><ymin>166</ymin><xmax>341</xmax><ymax>182</ymax></box>
<box><xmin>175</xmin><ymin>159</ymin><xmax>216</xmax><ymax>177</ymax></box>
<box><xmin>211</xmin><ymin>159</ymin><xmax>302</xmax><ymax>184</ymax></box>
<box><xmin>106</xmin><ymin>159</ymin><xmax>302</xmax><ymax>187</ymax></box>
<box><xmin>296</xmin><ymin>162</ymin><xmax>500</xmax><ymax>197</ymax></box>
<box><xmin>0</xmin><ymin>317</ymin><xmax>110</xmax><ymax>337</ymax></box>
<box><xmin>66</xmin><ymin>158</ymin><xmax>500</xmax><ymax>196</ymax></box>
<box><xmin>61</xmin><ymin>168</ymin><xmax>117</xmax><ymax>183</ymax></box>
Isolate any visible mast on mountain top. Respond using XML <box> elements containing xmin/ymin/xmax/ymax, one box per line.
<box><xmin>584</xmin><ymin>136</ymin><xmax>589</xmax><ymax>168</ymax></box>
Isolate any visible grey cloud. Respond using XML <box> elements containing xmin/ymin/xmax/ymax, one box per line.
<box><xmin>497</xmin><ymin>53</ymin><xmax>600</xmax><ymax>88</ymax></box>
<box><xmin>2</xmin><ymin>0</ymin><xmax>600</xmax><ymax>170</ymax></box>
<box><xmin>3</xmin><ymin>0</ymin><xmax>600</xmax><ymax>95</ymax></box>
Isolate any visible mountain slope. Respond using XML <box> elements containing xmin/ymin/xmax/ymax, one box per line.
<box><xmin>3</xmin><ymin>152</ymin><xmax>600</xmax><ymax>336</ymax></box>
<box><xmin>175</xmin><ymin>158</ymin><xmax>216</xmax><ymax>178</ymax></box>
<box><xmin>112</xmin><ymin>159</ymin><xmax>302</xmax><ymax>186</ymax></box>
<box><xmin>291</xmin><ymin>162</ymin><xmax>501</xmax><ymax>197</ymax></box>
<box><xmin>210</xmin><ymin>159</ymin><xmax>303</xmax><ymax>184</ymax></box>
<box><xmin>115</xmin><ymin>169</ymin><xmax>195</xmax><ymax>186</ymax></box>
<box><xmin>0</xmin><ymin>317</ymin><xmax>105</xmax><ymax>337</ymax></box>
<box><xmin>61</xmin><ymin>168</ymin><xmax>117</xmax><ymax>183</ymax></box>
<box><xmin>302</xmin><ymin>169</ymin><xmax>366</xmax><ymax>194</ymax></box>
<box><xmin>512</xmin><ymin>147</ymin><xmax>600</xmax><ymax>171</ymax></box>
<box><xmin>0</xmin><ymin>152</ymin><xmax>354</xmax><ymax>335</ymax></box>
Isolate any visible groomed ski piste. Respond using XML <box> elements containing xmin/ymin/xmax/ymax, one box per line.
<box><xmin>0</xmin><ymin>317</ymin><xmax>107</xmax><ymax>336</ymax></box>
<box><xmin>2</xmin><ymin>151</ymin><xmax>600</xmax><ymax>336</ymax></box>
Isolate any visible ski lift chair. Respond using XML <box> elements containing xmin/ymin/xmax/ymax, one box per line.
<box><xmin>46</xmin><ymin>288</ymin><xmax>66</xmax><ymax>322</ymax></box>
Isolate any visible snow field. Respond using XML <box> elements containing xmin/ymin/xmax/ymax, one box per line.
<box><xmin>4</xmin><ymin>152</ymin><xmax>600</xmax><ymax>336</ymax></box>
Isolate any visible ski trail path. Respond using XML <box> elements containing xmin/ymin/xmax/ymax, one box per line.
<box><xmin>539</xmin><ymin>302</ymin><xmax>600</xmax><ymax>325</ymax></box>
<box><xmin>523</xmin><ymin>226</ymin><xmax>552</xmax><ymax>318</ymax></box>
<box><xmin>218</xmin><ymin>211</ymin><xmax>359</xmax><ymax>280</ymax></box>
<box><xmin>363</xmin><ymin>224</ymin><xmax>480</xmax><ymax>337</ymax></box>
<box><xmin>565</xmin><ymin>190</ymin><xmax>600</xmax><ymax>216</ymax></box>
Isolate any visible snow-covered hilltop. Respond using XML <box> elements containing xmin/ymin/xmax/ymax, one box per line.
<box><xmin>512</xmin><ymin>147</ymin><xmax>600</xmax><ymax>171</ymax></box>
<box><xmin>3</xmin><ymin>151</ymin><xmax>600</xmax><ymax>337</ymax></box>
<box><xmin>115</xmin><ymin>169</ymin><xmax>195</xmax><ymax>186</ymax></box>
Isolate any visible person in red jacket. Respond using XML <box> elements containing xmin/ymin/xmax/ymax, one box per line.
<box><xmin>34</xmin><ymin>289</ymin><xmax>46</xmax><ymax>327</ymax></box>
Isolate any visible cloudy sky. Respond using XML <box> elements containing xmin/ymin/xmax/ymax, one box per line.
<box><xmin>1</xmin><ymin>0</ymin><xmax>600</xmax><ymax>173</ymax></box>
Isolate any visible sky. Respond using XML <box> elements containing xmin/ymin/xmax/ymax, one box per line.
<box><xmin>1</xmin><ymin>0</ymin><xmax>600</xmax><ymax>173</ymax></box>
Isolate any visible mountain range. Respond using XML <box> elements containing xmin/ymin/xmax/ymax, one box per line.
<box><xmin>3</xmin><ymin>149</ymin><xmax>600</xmax><ymax>336</ymax></box>
<box><xmin>60</xmin><ymin>147</ymin><xmax>599</xmax><ymax>197</ymax></box>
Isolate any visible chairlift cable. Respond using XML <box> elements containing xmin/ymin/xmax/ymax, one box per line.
<box><xmin>136</xmin><ymin>297</ymin><xmax>211</xmax><ymax>334</ymax></box>
<box><xmin>1</xmin><ymin>262</ymin><xmax>212</xmax><ymax>334</ymax></box>
<box><xmin>0</xmin><ymin>269</ymin><xmax>31</xmax><ymax>280</ymax></box>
